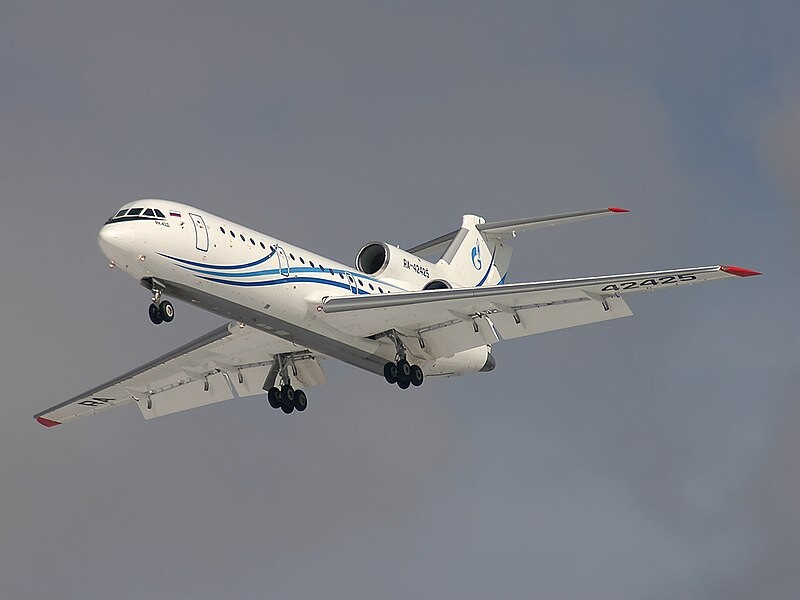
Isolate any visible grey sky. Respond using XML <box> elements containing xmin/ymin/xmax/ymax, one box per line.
<box><xmin>0</xmin><ymin>2</ymin><xmax>795</xmax><ymax>598</ymax></box>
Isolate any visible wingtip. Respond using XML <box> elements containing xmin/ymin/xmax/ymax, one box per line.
<box><xmin>721</xmin><ymin>265</ymin><xmax>762</xmax><ymax>277</ymax></box>
<box><xmin>607</xmin><ymin>206</ymin><xmax>630</xmax><ymax>213</ymax></box>
<box><xmin>35</xmin><ymin>416</ymin><xmax>61</xmax><ymax>428</ymax></box>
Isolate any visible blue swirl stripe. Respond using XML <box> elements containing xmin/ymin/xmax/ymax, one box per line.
<box><xmin>198</xmin><ymin>275</ymin><xmax>371</xmax><ymax>294</ymax></box>
<box><xmin>157</xmin><ymin>248</ymin><xmax>276</xmax><ymax>270</ymax></box>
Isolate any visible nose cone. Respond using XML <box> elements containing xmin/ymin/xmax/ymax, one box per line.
<box><xmin>97</xmin><ymin>225</ymin><xmax>119</xmax><ymax>258</ymax></box>
<box><xmin>98</xmin><ymin>223</ymin><xmax>133</xmax><ymax>264</ymax></box>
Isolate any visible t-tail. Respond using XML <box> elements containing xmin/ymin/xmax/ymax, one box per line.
<box><xmin>407</xmin><ymin>207</ymin><xmax>629</xmax><ymax>288</ymax></box>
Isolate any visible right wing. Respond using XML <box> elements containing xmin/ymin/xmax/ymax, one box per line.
<box><xmin>322</xmin><ymin>265</ymin><xmax>760</xmax><ymax>358</ymax></box>
<box><xmin>34</xmin><ymin>322</ymin><xmax>325</xmax><ymax>427</ymax></box>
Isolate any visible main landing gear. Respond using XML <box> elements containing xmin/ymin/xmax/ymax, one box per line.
<box><xmin>383</xmin><ymin>359</ymin><xmax>424</xmax><ymax>388</ymax></box>
<box><xmin>382</xmin><ymin>332</ymin><xmax>424</xmax><ymax>389</ymax></box>
<box><xmin>266</xmin><ymin>354</ymin><xmax>308</xmax><ymax>414</ymax></box>
<box><xmin>147</xmin><ymin>284</ymin><xmax>174</xmax><ymax>325</ymax></box>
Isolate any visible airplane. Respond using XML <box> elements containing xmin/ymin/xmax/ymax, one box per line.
<box><xmin>34</xmin><ymin>201</ymin><xmax>760</xmax><ymax>427</ymax></box>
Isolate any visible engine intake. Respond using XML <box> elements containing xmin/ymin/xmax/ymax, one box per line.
<box><xmin>356</xmin><ymin>242</ymin><xmax>389</xmax><ymax>275</ymax></box>
<box><xmin>355</xmin><ymin>242</ymin><xmax>441</xmax><ymax>289</ymax></box>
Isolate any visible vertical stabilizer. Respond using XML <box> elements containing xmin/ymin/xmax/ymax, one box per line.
<box><xmin>438</xmin><ymin>215</ymin><xmax>513</xmax><ymax>287</ymax></box>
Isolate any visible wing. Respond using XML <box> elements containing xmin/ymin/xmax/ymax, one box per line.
<box><xmin>322</xmin><ymin>265</ymin><xmax>760</xmax><ymax>358</ymax></box>
<box><xmin>34</xmin><ymin>322</ymin><xmax>326</xmax><ymax>427</ymax></box>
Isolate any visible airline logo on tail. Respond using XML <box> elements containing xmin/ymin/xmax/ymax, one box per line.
<box><xmin>471</xmin><ymin>242</ymin><xmax>482</xmax><ymax>270</ymax></box>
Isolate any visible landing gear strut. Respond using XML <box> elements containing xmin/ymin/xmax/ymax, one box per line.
<box><xmin>147</xmin><ymin>284</ymin><xmax>174</xmax><ymax>325</ymax></box>
<box><xmin>266</xmin><ymin>354</ymin><xmax>309</xmax><ymax>414</ymax></box>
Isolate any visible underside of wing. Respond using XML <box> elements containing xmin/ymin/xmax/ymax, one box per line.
<box><xmin>321</xmin><ymin>265</ymin><xmax>760</xmax><ymax>357</ymax></box>
<box><xmin>35</xmin><ymin>322</ymin><xmax>325</xmax><ymax>427</ymax></box>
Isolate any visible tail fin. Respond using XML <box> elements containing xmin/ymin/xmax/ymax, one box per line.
<box><xmin>438</xmin><ymin>215</ymin><xmax>512</xmax><ymax>287</ymax></box>
<box><xmin>413</xmin><ymin>208</ymin><xmax>628</xmax><ymax>288</ymax></box>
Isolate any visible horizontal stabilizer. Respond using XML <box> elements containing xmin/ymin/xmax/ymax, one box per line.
<box><xmin>407</xmin><ymin>207</ymin><xmax>628</xmax><ymax>257</ymax></box>
<box><xmin>477</xmin><ymin>207</ymin><xmax>629</xmax><ymax>238</ymax></box>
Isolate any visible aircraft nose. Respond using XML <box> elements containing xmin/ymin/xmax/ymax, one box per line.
<box><xmin>98</xmin><ymin>224</ymin><xmax>117</xmax><ymax>250</ymax></box>
<box><xmin>98</xmin><ymin>224</ymin><xmax>128</xmax><ymax>261</ymax></box>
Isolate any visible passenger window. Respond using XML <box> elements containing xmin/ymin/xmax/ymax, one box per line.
<box><xmin>260</xmin><ymin>242</ymin><xmax>265</xmax><ymax>249</ymax></box>
<box><xmin>128</xmin><ymin>208</ymin><xmax>143</xmax><ymax>216</ymax></box>
<box><xmin>143</xmin><ymin>208</ymin><xmax>155</xmax><ymax>217</ymax></box>
<box><xmin>378</xmin><ymin>287</ymin><xmax>384</xmax><ymax>293</ymax></box>
<box><xmin>369</xmin><ymin>283</ymin><xmax>374</xmax><ymax>290</ymax></box>
<box><xmin>309</xmin><ymin>261</ymin><xmax>315</xmax><ymax>268</ymax></box>
<box><xmin>230</xmin><ymin>230</ymin><xmax>236</xmax><ymax>238</ymax></box>
<box><xmin>339</xmin><ymin>273</ymin><xmax>344</xmax><ymax>279</ymax></box>
<box><xmin>153</xmin><ymin>209</ymin><xmax>165</xmax><ymax>218</ymax></box>
<box><xmin>220</xmin><ymin>227</ymin><xmax>226</xmax><ymax>234</ymax></box>
<box><xmin>358</xmin><ymin>279</ymin><xmax>364</xmax><ymax>287</ymax></box>
<box><xmin>290</xmin><ymin>253</ymin><xmax>295</xmax><ymax>260</ymax></box>
<box><xmin>299</xmin><ymin>257</ymin><xmax>305</xmax><ymax>264</ymax></box>
<box><xmin>250</xmin><ymin>238</ymin><xmax>255</xmax><ymax>245</ymax></box>
<box><xmin>240</xmin><ymin>234</ymin><xmax>245</xmax><ymax>242</ymax></box>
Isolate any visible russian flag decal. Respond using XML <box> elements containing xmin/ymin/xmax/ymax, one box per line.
<box><xmin>170</xmin><ymin>211</ymin><xmax>181</xmax><ymax>217</ymax></box>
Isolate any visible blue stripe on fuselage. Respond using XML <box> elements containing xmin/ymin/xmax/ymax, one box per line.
<box><xmin>157</xmin><ymin>249</ymin><xmax>276</xmax><ymax>270</ymax></box>
<box><xmin>197</xmin><ymin>275</ymin><xmax>371</xmax><ymax>294</ymax></box>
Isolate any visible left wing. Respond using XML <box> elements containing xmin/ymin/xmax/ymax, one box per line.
<box><xmin>34</xmin><ymin>322</ymin><xmax>325</xmax><ymax>427</ymax></box>
<box><xmin>322</xmin><ymin>265</ymin><xmax>760</xmax><ymax>357</ymax></box>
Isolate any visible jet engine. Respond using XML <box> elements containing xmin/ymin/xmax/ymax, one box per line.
<box><xmin>356</xmin><ymin>242</ymin><xmax>450</xmax><ymax>290</ymax></box>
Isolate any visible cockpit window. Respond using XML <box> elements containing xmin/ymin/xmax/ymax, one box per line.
<box><xmin>153</xmin><ymin>209</ymin><xmax>165</xmax><ymax>218</ymax></box>
<box><xmin>128</xmin><ymin>208</ymin><xmax>143</xmax><ymax>216</ymax></box>
<box><xmin>143</xmin><ymin>208</ymin><xmax>155</xmax><ymax>217</ymax></box>
<box><xmin>114</xmin><ymin>209</ymin><xmax>128</xmax><ymax>218</ymax></box>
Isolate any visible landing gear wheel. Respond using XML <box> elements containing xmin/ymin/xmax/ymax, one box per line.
<box><xmin>281</xmin><ymin>384</ymin><xmax>296</xmax><ymax>405</ymax></box>
<box><xmin>148</xmin><ymin>303</ymin><xmax>163</xmax><ymax>325</ymax></box>
<box><xmin>267</xmin><ymin>387</ymin><xmax>281</xmax><ymax>409</ymax></box>
<box><xmin>396</xmin><ymin>359</ymin><xmax>411</xmax><ymax>380</ymax></box>
<box><xmin>280</xmin><ymin>384</ymin><xmax>296</xmax><ymax>413</ymax></box>
<box><xmin>409</xmin><ymin>365</ymin><xmax>424</xmax><ymax>387</ymax></box>
<box><xmin>293</xmin><ymin>389</ymin><xmax>307</xmax><ymax>412</ymax></box>
<box><xmin>397</xmin><ymin>378</ymin><xmax>411</xmax><ymax>390</ymax></box>
<box><xmin>159</xmin><ymin>300</ymin><xmax>174</xmax><ymax>323</ymax></box>
<box><xmin>383</xmin><ymin>362</ymin><xmax>398</xmax><ymax>384</ymax></box>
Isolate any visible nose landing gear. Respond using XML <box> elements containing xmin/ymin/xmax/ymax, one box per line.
<box><xmin>147</xmin><ymin>283</ymin><xmax>174</xmax><ymax>325</ymax></box>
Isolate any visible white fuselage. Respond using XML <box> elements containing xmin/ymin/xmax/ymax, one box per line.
<box><xmin>97</xmin><ymin>200</ymin><xmax>491</xmax><ymax>377</ymax></box>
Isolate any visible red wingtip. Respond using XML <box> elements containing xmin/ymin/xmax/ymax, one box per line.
<box><xmin>607</xmin><ymin>207</ymin><xmax>630</xmax><ymax>213</ymax></box>
<box><xmin>721</xmin><ymin>265</ymin><xmax>762</xmax><ymax>277</ymax></box>
<box><xmin>35</xmin><ymin>416</ymin><xmax>61</xmax><ymax>428</ymax></box>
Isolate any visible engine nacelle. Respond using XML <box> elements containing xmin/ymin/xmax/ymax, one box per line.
<box><xmin>356</xmin><ymin>242</ymin><xmax>451</xmax><ymax>290</ymax></box>
<box><xmin>425</xmin><ymin>346</ymin><xmax>496</xmax><ymax>376</ymax></box>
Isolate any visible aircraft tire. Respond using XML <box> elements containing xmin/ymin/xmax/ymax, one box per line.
<box><xmin>383</xmin><ymin>362</ymin><xmax>398</xmax><ymax>384</ymax></box>
<box><xmin>409</xmin><ymin>365</ymin><xmax>424</xmax><ymax>387</ymax></box>
<box><xmin>396</xmin><ymin>359</ymin><xmax>411</xmax><ymax>379</ymax></box>
<box><xmin>280</xmin><ymin>401</ymin><xmax>294</xmax><ymax>414</ymax></box>
<box><xmin>397</xmin><ymin>378</ymin><xmax>411</xmax><ymax>390</ymax></box>
<box><xmin>267</xmin><ymin>387</ymin><xmax>281</xmax><ymax>409</ymax></box>
<box><xmin>148</xmin><ymin>303</ymin><xmax>163</xmax><ymax>325</ymax></box>
<box><xmin>294</xmin><ymin>389</ymin><xmax>307</xmax><ymax>412</ymax></box>
<box><xmin>281</xmin><ymin>384</ymin><xmax>295</xmax><ymax>404</ymax></box>
<box><xmin>159</xmin><ymin>300</ymin><xmax>175</xmax><ymax>322</ymax></box>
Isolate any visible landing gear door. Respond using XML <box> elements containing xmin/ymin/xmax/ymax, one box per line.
<box><xmin>276</xmin><ymin>246</ymin><xmax>290</xmax><ymax>277</ymax></box>
<box><xmin>189</xmin><ymin>213</ymin><xmax>209</xmax><ymax>252</ymax></box>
